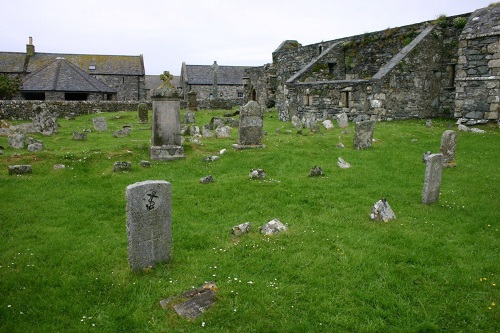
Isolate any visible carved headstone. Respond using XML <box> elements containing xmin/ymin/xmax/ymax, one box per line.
<box><xmin>150</xmin><ymin>94</ymin><xmax>185</xmax><ymax>161</ymax></box>
<box><xmin>233</xmin><ymin>100</ymin><xmax>265</xmax><ymax>149</ymax></box>
<box><xmin>353</xmin><ymin>120</ymin><xmax>375</xmax><ymax>150</ymax></box>
<box><xmin>336</xmin><ymin>112</ymin><xmax>349</xmax><ymax>128</ymax></box>
<box><xmin>93</xmin><ymin>117</ymin><xmax>108</xmax><ymax>131</ymax></box>
<box><xmin>422</xmin><ymin>153</ymin><xmax>444</xmax><ymax>204</ymax></box>
<box><xmin>126</xmin><ymin>180</ymin><xmax>172</xmax><ymax>270</ymax></box>
<box><xmin>187</xmin><ymin>91</ymin><xmax>198</xmax><ymax>111</ymax></box>
<box><xmin>440</xmin><ymin>130</ymin><xmax>457</xmax><ymax>168</ymax></box>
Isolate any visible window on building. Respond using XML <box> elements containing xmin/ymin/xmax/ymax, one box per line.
<box><xmin>341</xmin><ymin>91</ymin><xmax>350</xmax><ymax>108</ymax></box>
<box><xmin>65</xmin><ymin>93</ymin><xmax>88</xmax><ymax>101</ymax></box>
<box><xmin>237</xmin><ymin>92</ymin><xmax>243</xmax><ymax>98</ymax></box>
<box><xmin>209</xmin><ymin>93</ymin><xmax>213</xmax><ymax>100</ymax></box>
<box><xmin>23</xmin><ymin>92</ymin><xmax>45</xmax><ymax>100</ymax></box>
<box><xmin>89</xmin><ymin>65</ymin><xmax>96</xmax><ymax>70</ymax></box>
<box><xmin>328</xmin><ymin>62</ymin><xmax>337</xmax><ymax>74</ymax></box>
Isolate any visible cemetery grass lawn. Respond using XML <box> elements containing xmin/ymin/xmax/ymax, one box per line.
<box><xmin>0</xmin><ymin>109</ymin><xmax>499</xmax><ymax>333</ymax></box>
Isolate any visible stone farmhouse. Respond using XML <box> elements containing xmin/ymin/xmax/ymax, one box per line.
<box><xmin>245</xmin><ymin>3</ymin><xmax>500</xmax><ymax>124</ymax></box>
<box><xmin>0</xmin><ymin>37</ymin><xmax>146</xmax><ymax>101</ymax></box>
<box><xmin>180</xmin><ymin>61</ymin><xmax>248</xmax><ymax>109</ymax></box>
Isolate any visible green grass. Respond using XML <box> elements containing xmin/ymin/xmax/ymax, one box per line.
<box><xmin>0</xmin><ymin>109</ymin><xmax>499</xmax><ymax>332</ymax></box>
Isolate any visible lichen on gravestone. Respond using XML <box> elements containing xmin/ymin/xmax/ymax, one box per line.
<box><xmin>370</xmin><ymin>198</ymin><xmax>396</xmax><ymax>222</ymax></box>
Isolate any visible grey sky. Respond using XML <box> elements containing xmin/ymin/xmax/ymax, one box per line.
<box><xmin>0</xmin><ymin>0</ymin><xmax>494</xmax><ymax>75</ymax></box>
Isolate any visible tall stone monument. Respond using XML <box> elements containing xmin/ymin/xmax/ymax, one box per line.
<box><xmin>353</xmin><ymin>120</ymin><xmax>375</xmax><ymax>149</ymax></box>
<box><xmin>150</xmin><ymin>88</ymin><xmax>184</xmax><ymax>161</ymax></box>
<box><xmin>233</xmin><ymin>100</ymin><xmax>265</xmax><ymax>149</ymax></box>
<box><xmin>440</xmin><ymin>130</ymin><xmax>457</xmax><ymax>168</ymax></box>
<box><xmin>126</xmin><ymin>180</ymin><xmax>172</xmax><ymax>270</ymax></box>
<box><xmin>422</xmin><ymin>153</ymin><xmax>444</xmax><ymax>204</ymax></box>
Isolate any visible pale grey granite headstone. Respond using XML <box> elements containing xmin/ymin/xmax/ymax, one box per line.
<box><xmin>126</xmin><ymin>180</ymin><xmax>172</xmax><ymax>270</ymax></box>
<box><xmin>440</xmin><ymin>130</ymin><xmax>457</xmax><ymax>168</ymax></box>
<box><xmin>353</xmin><ymin>120</ymin><xmax>375</xmax><ymax>150</ymax></box>
<box><xmin>422</xmin><ymin>154</ymin><xmax>444</xmax><ymax>204</ymax></box>
<box><xmin>93</xmin><ymin>117</ymin><xmax>108</xmax><ymax>131</ymax></box>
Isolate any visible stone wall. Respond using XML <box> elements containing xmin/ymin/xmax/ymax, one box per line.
<box><xmin>96</xmin><ymin>75</ymin><xmax>146</xmax><ymax>101</ymax></box>
<box><xmin>0</xmin><ymin>100</ymin><xmax>151</xmax><ymax>120</ymax></box>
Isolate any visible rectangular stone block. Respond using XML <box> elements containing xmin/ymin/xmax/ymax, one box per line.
<box><xmin>126</xmin><ymin>180</ymin><xmax>172</xmax><ymax>270</ymax></box>
<box><xmin>422</xmin><ymin>154</ymin><xmax>444</xmax><ymax>204</ymax></box>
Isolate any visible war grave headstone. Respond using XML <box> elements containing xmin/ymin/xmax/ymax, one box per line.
<box><xmin>93</xmin><ymin>117</ymin><xmax>108</xmax><ymax>131</ymax></box>
<box><xmin>422</xmin><ymin>153</ymin><xmax>444</xmax><ymax>204</ymax></box>
<box><xmin>440</xmin><ymin>130</ymin><xmax>457</xmax><ymax>168</ymax></box>
<box><xmin>353</xmin><ymin>120</ymin><xmax>375</xmax><ymax>150</ymax></box>
<box><xmin>150</xmin><ymin>90</ymin><xmax>185</xmax><ymax>161</ymax></box>
<box><xmin>233</xmin><ymin>100</ymin><xmax>265</xmax><ymax>149</ymax></box>
<box><xmin>126</xmin><ymin>180</ymin><xmax>172</xmax><ymax>270</ymax></box>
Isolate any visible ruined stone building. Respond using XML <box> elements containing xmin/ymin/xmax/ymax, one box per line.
<box><xmin>245</xmin><ymin>3</ymin><xmax>500</xmax><ymax>124</ymax></box>
<box><xmin>0</xmin><ymin>37</ymin><xmax>146</xmax><ymax>101</ymax></box>
<box><xmin>180</xmin><ymin>61</ymin><xmax>248</xmax><ymax>109</ymax></box>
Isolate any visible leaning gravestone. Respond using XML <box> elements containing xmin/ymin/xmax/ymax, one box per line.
<box><xmin>93</xmin><ymin>117</ymin><xmax>108</xmax><ymax>131</ymax></box>
<box><xmin>126</xmin><ymin>180</ymin><xmax>172</xmax><ymax>270</ymax></box>
<box><xmin>353</xmin><ymin>120</ymin><xmax>375</xmax><ymax>150</ymax></box>
<box><xmin>337</xmin><ymin>112</ymin><xmax>349</xmax><ymax>128</ymax></box>
<box><xmin>150</xmin><ymin>88</ymin><xmax>184</xmax><ymax>161</ymax></box>
<box><xmin>422</xmin><ymin>153</ymin><xmax>444</xmax><ymax>204</ymax></box>
<box><xmin>440</xmin><ymin>130</ymin><xmax>457</xmax><ymax>168</ymax></box>
<box><xmin>233</xmin><ymin>100</ymin><xmax>265</xmax><ymax>149</ymax></box>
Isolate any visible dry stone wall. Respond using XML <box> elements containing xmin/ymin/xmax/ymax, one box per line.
<box><xmin>0</xmin><ymin>100</ymin><xmax>151</xmax><ymax>120</ymax></box>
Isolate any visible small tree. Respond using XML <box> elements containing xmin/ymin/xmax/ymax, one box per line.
<box><xmin>0</xmin><ymin>75</ymin><xmax>20</xmax><ymax>100</ymax></box>
<box><xmin>159</xmin><ymin>71</ymin><xmax>174</xmax><ymax>89</ymax></box>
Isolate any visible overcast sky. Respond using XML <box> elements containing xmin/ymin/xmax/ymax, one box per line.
<box><xmin>0</xmin><ymin>0</ymin><xmax>494</xmax><ymax>75</ymax></box>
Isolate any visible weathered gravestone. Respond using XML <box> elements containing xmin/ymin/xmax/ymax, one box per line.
<box><xmin>150</xmin><ymin>90</ymin><xmax>184</xmax><ymax>161</ymax></box>
<box><xmin>32</xmin><ymin>109</ymin><xmax>58</xmax><ymax>135</ymax></box>
<box><xmin>322</xmin><ymin>119</ymin><xmax>334</xmax><ymax>130</ymax></box>
<box><xmin>291</xmin><ymin>115</ymin><xmax>303</xmax><ymax>129</ymax></box>
<box><xmin>353</xmin><ymin>120</ymin><xmax>375</xmax><ymax>150</ymax></box>
<box><xmin>8</xmin><ymin>133</ymin><xmax>25</xmax><ymax>149</ymax></box>
<box><xmin>422</xmin><ymin>153</ymin><xmax>444</xmax><ymax>204</ymax></box>
<box><xmin>93</xmin><ymin>117</ymin><xmax>108</xmax><ymax>131</ymax></box>
<box><xmin>8</xmin><ymin>165</ymin><xmax>32</xmax><ymax>175</ymax></box>
<box><xmin>187</xmin><ymin>91</ymin><xmax>198</xmax><ymax>111</ymax></box>
<box><xmin>137</xmin><ymin>103</ymin><xmax>148</xmax><ymax>124</ymax></box>
<box><xmin>27</xmin><ymin>142</ymin><xmax>44</xmax><ymax>152</ymax></box>
<box><xmin>440</xmin><ymin>130</ymin><xmax>457</xmax><ymax>168</ymax></box>
<box><xmin>370</xmin><ymin>198</ymin><xmax>396</xmax><ymax>222</ymax></box>
<box><xmin>336</xmin><ymin>112</ymin><xmax>349</xmax><ymax>128</ymax></box>
<box><xmin>113</xmin><ymin>161</ymin><xmax>132</xmax><ymax>172</ymax></box>
<box><xmin>126</xmin><ymin>180</ymin><xmax>172</xmax><ymax>270</ymax></box>
<box><xmin>184</xmin><ymin>110</ymin><xmax>196</xmax><ymax>124</ymax></box>
<box><xmin>233</xmin><ymin>100</ymin><xmax>265</xmax><ymax>149</ymax></box>
<box><xmin>73</xmin><ymin>132</ymin><xmax>87</xmax><ymax>141</ymax></box>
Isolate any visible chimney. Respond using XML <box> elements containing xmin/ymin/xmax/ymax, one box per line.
<box><xmin>26</xmin><ymin>36</ymin><xmax>35</xmax><ymax>56</ymax></box>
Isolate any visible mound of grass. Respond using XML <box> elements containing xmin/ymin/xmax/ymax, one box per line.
<box><xmin>0</xmin><ymin>109</ymin><xmax>499</xmax><ymax>332</ymax></box>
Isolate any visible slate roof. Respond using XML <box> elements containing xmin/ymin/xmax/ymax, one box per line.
<box><xmin>25</xmin><ymin>53</ymin><xmax>145</xmax><ymax>76</ymax></box>
<box><xmin>185</xmin><ymin>65</ymin><xmax>248</xmax><ymax>85</ymax></box>
<box><xmin>461</xmin><ymin>3</ymin><xmax>500</xmax><ymax>39</ymax></box>
<box><xmin>22</xmin><ymin>57</ymin><xmax>116</xmax><ymax>93</ymax></box>
<box><xmin>0</xmin><ymin>52</ymin><xmax>27</xmax><ymax>74</ymax></box>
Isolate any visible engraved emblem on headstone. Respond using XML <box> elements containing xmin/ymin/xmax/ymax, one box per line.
<box><xmin>144</xmin><ymin>189</ymin><xmax>160</xmax><ymax>211</ymax></box>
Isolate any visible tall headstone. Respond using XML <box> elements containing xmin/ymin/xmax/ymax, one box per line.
<box><xmin>150</xmin><ymin>89</ymin><xmax>184</xmax><ymax>161</ymax></box>
<box><xmin>422</xmin><ymin>153</ymin><xmax>444</xmax><ymax>204</ymax></box>
<box><xmin>138</xmin><ymin>103</ymin><xmax>148</xmax><ymax>124</ymax></box>
<box><xmin>353</xmin><ymin>120</ymin><xmax>375</xmax><ymax>150</ymax></box>
<box><xmin>187</xmin><ymin>91</ymin><xmax>198</xmax><ymax>111</ymax></box>
<box><xmin>93</xmin><ymin>117</ymin><xmax>108</xmax><ymax>131</ymax></box>
<box><xmin>337</xmin><ymin>112</ymin><xmax>349</xmax><ymax>128</ymax></box>
<box><xmin>440</xmin><ymin>130</ymin><xmax>457</xmax><ymax>168</ymax></box>
<box><xmin>233</xmin><ymin>100</ymin><xmax>265</xmax><ymax>149</ymax></box>
<box><xmin>126</xmin><ymin>180</ymin><xmax>172</xmax><ymax>270</ymax></box>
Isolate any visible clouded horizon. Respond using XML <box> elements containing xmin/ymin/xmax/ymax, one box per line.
<box><xmin>1</xmin><ymin>0</ymin><xmax>494</xmax><ymax>75</ymax></box>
